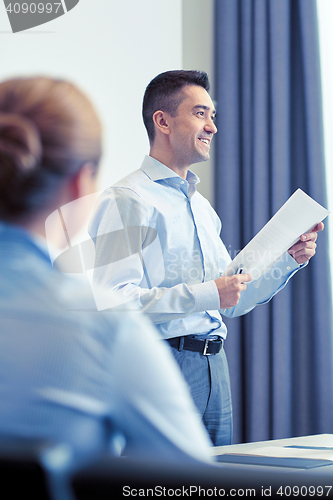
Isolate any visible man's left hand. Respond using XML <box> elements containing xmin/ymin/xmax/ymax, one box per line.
<box><xmin>288</xmin><ymin>222</ymin><xmax>324</xmax><ymax>264</ymax></box>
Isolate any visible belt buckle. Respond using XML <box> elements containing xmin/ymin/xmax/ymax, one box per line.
<box><xmin>203</xmin><ymin>338</ymin><xmax>212</xmax><ymax>356</ymax></box>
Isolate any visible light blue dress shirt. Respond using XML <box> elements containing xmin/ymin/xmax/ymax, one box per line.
<box><xmin>90</xmin><ymin>156</ymin><xmax>302</xmax><ymax>340</ymax></box>
<box><xmin>0</xmin><ymin>222</ymin><xmax>213</xmax><ymax>463</ymax></box>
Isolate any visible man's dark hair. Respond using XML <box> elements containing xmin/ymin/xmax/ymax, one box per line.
<box><xmin>142</xmin><ymin>70</ymin><xmax>210</xmax><ymax>143</ymax></box>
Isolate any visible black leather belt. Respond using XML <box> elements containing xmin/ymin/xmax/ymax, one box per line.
<box><xmin>166</xmin><ymin>336</ymin><xmax>224</xmax><ymax>356</ymax></box>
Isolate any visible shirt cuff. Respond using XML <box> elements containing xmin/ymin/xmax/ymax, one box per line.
<box><xmin>189</xmin><ymin>280</ymin><xmax>221</xmax><ymax>313</ymax></box>
<box><xmin>272</xmin><ymin>251</ymin><xmax>307</xmax><ymax>278</ymax></box>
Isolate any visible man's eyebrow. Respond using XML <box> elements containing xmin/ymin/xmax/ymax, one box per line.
<box><xmin>193</xmin><ymin>105</ymin><xmax>216</xmax><ymax>115</ymax></box>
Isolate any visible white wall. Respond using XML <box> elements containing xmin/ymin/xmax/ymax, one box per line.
<box><xmin>182</xmin><ymin>0</ymin><xmax>215</xmax><ymax>204</ymax></box>
<box><xmin>0</xmin><ymin>0</ymin><xmax>182</xmax><ymax>190</ymax></box>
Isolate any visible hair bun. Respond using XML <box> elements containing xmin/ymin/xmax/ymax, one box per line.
<box><xmin>0</xmin><ymin>113</ymin><xmax>42</xmax><ymax>174</ymax></box>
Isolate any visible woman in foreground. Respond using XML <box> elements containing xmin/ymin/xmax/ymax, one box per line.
<box><xmin>0</xmin><ymin>76</ymin><xmax>212</xmax><ymax>462</ymax></box>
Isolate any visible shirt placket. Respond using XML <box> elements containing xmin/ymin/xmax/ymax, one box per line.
<box><xmin>179</xmin><ymin>180</ymin><xmax>209</xmax><ymax>284</ymax></box>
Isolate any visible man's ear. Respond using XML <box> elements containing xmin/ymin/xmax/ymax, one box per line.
<box><xmin>152</xmin><ymin>110</ymin><xmax>171</xmax><ymax>136</ymax></box>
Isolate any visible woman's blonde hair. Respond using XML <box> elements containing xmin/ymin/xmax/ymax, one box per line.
<box><xmin>0</xmin><ymin>77</ymin><xmax>102</xmax><ymax>219</ymax></box>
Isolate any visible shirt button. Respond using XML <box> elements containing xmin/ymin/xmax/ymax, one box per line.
<box><xmin>180</xmin><ymin>181</ymin><xmax>185</xmax><ymax>184</ymax></box>
<box><xmin>287</xmin><ymin>266</ymin><xmax>291</xmax><ymax>270</ymax></box>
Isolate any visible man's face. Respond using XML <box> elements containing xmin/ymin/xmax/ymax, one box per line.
<box><xmin>167</xmin><ymin>84</ymin><xmax>217</xmax><ymax>167</ymax></box>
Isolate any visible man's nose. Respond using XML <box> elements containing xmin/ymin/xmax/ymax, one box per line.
<box><xmin>205</xmin><ymin>119</ymin><xmax>217</xmax><ymax>135</ymax></box>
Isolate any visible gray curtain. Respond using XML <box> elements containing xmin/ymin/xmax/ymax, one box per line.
<box><xmin>215</xmin><ymin>0</ymin><xmax>333</xmax><ymax>444</ymax></box>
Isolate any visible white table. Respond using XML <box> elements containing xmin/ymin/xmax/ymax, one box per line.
<box><xmin>209</xmin><ymin>434</ymin><xmax>333</xmax><ymax>495</ymax></box>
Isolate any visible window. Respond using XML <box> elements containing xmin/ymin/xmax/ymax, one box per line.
<box><xmin>317</xmin><ymin>0</ymin><xmax>333</xmax><ymax>305</ymax></box>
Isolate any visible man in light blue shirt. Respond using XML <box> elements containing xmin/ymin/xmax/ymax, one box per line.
<box><xmin>90</xmin><ymin>70</ymin><xmax>323</xmax><ymax>446</ymax></box>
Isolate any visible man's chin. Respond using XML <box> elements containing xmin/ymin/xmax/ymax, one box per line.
<box><xmin>191</xmin><ymin>151</ymin><xmax>210</xmax><ymax>164</ymax></box>
<box><xmin>198</xmin><ymin>153</ymin><xmax>210</xmax><ymax>163</ymax></box>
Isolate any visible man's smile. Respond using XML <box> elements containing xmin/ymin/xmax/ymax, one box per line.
<box><xmin>198</xmin><ymin>137</ymin><xmax>211</xmax><ymax>145</ymax></box>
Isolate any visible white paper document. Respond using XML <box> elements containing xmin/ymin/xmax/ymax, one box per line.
<box><xmin>222</xmin><ymin>189</ymin><xmax>329</xmax><ymax>280</ymax></box>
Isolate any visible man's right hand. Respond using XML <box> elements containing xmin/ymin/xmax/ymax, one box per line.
<box><xmin>214</xmin><ymin>274</ymin><xmax>252</xmax><ymax>309</ymax></box>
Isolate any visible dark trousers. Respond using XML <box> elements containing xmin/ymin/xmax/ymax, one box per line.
<box><xmin>170</xmin><ymin>347</ymin><xmax>233</xmax><ymax>446</ymax></box>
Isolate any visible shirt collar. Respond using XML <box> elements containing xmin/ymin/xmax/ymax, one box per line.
<box><xmin>140</xmin><ymin>155</ymin><xmax>200</xmax><ymax>187</ymax></box>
